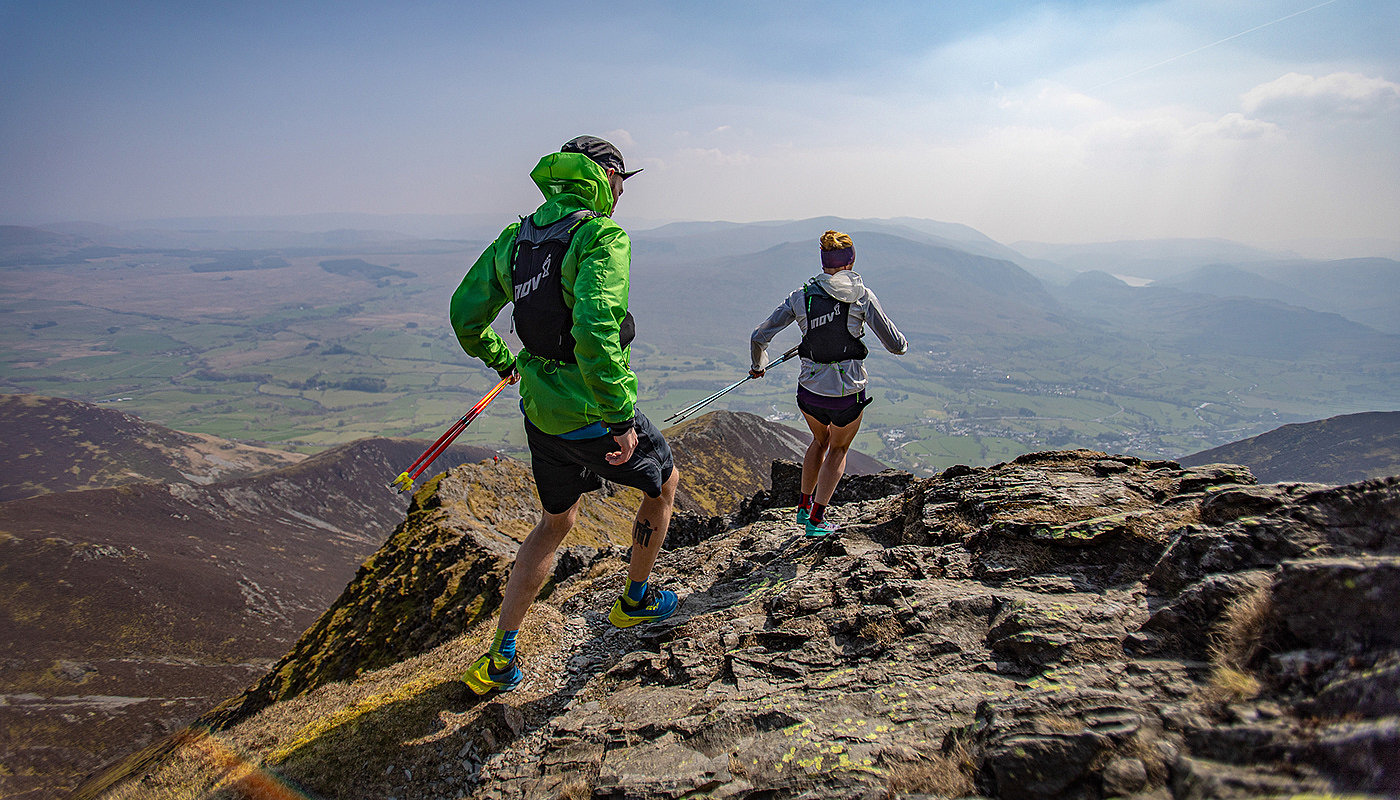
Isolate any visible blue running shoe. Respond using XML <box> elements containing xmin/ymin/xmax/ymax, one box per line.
<box><xmin>796</xmin><ymin>506</ymin><xmax>810</xmax><ymax>525</ymax></box>
<box><xmin>608</xmin><ymin>584</ymin><xmax>679</xmax><ymax>628</ymax></box>
<box><xmin>461</xmin><ymin>652</ymin><xmax>523</xmax><ymax>695</ymax></box>
<box><xmin>804</xmin><ymin>517</ymin><xmax>838</xmax><ymax>538</ymax></box>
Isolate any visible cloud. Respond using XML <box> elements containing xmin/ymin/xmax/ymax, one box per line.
<box><xmin>1242</xmin><ymin>72</ymin><xmax>1400</xmax><ymax>119</ymax></box>
<box><xmin>602</xmin><ymin>129</ymin><xmax>637</xmax><ymax>148</ymax></box>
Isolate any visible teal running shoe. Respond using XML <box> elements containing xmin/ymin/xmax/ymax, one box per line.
<box><xmin>796</xmin><ymin>506</ymin><xmax>810</xmax><ymax>525</ymax></box>
<box><xmin>461</xmin><ymin>652</ymin><xmax>523</xmax><ymax>695</ymax></box>
<box><xmin>608</xmin><ymin>584</ymin><xmax>679</xmax><ymax>628</ymax></box>
<box><xmin>804</xmin><ymin>517</ymin><xmax>838</xmax><ymax>538</ymax></box>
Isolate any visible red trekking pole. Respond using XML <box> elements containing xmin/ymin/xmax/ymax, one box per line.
<box><xmin>390</xmin><ymin>376</ymin><xmax>512</xmax><ymax>493</ymax></box>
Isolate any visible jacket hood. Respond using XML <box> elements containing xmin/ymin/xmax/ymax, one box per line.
<box><xmin>812</xmin><ymin>269</ymin><xmax>865</xmax><ymax>303</ymax></box>
<box><xmin>529</xmin><ymin>152</ymin><xmax>615</xmax><ymax>217</ymax></box>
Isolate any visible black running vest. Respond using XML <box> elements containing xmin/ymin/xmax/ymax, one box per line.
<box><xmin>510</xmin><ymin>210</ymin><xmax>635</xmax><ymax>363</ymax></box>
<box><xmin>798</xmin><ymin>283</ymin><xmax>868</xmax><ymax>363</ymax></box>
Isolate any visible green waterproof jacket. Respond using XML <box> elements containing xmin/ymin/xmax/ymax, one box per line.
<box><xmin>449</xmin><ymin>152</ymin><xmax>637</xmax><ymax>435</ymax></box>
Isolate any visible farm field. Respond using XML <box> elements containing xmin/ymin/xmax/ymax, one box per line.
<box><xmin>4</xmin><ymin>242</ymin><xmax>1397</xmax><ymax>474</ymax></box>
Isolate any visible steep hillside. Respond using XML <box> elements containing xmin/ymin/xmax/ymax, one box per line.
<box><xmin>1181</xmin><ymin>411</ymin><xmax>1400</xmax><ymax>484</ymax></box>
<box><xmin>85</xmin><ymin>452</ymin><xmax>1400</xmax><ymax>799</ymax></box>
<box><xmin>1159</xmin><ymin>258</ymin><xmax>1400</xmax><ymax>335</ymax></box>
<box><xmin>0</xmin><ymin>437</ymin><xmax>492</xmax><ymax>800</ymax></box>
<box><xmin>0</xmin><ymin>393</ymin><xmax>304</xmax><ymax>501</ymax></box>
<box><xmin>664</xmin><ymin>410</ymin><xmax>885</xmax><ymax>516</ymax></box>
<box><xmin>1055</xmin><ymin>274</ymin><xmax>1400</xmax><ymax>360</ymax></box>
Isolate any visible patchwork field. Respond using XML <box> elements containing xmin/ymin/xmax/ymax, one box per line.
<box><xmin>3</xmin><ymin>234</ymin><xmax>1396</xmax><ymax>475</ymax></box>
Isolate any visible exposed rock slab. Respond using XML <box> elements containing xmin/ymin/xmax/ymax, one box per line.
<box><xmin>87</xmin><ymin>452</ymin><xmax>1400</xmax><ymax>800</ymax></box>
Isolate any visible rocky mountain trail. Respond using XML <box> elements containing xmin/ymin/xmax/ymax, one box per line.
<box><xmin>87</xmin><ymin>450</ymin><xmax>1400</xmax><ymax>799</ymax></box>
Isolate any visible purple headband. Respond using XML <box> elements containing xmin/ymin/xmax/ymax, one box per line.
<box><xmin>821</xmin><ymin>246</ymin><xmax>855</xmax><ymax>269</ymax></box>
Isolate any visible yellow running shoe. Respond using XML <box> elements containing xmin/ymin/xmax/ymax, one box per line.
<box><xmin>607</xmin><ymin>585</ymin><xmax>679</xmax><ymax>628</ymax></box>
<box><xmin>460</xmin><ymin>652</ymin><xmax>522</xmax><ymax>695</ymax></box>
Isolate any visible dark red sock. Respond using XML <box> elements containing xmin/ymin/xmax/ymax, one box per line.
<box><xmin>810</xmin><ymin>503</ymin><xmax>827</xmax><ymax>524</ymax></box>
<box><xmin>799</xmin><ymin>493</ymin><xmax>813</xmax><ymax>510</ymax></box>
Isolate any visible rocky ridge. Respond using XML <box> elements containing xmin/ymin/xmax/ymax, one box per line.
<box><xmin>664</xmin><ymin>410</ymin><xmax>886</xmax><ymax>516</ymax></box>
<box><xmin>0</xmin><ymin>393</ymin><xmax>304</xmax><ymax>502</ymax></box>
<box><xmin>86</xmin><ymin>451</ymin><xmax>1399</xmax><ymax>799</ymax></box>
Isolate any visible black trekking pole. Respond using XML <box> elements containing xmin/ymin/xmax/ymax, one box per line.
<box><xmin>664</xmin><ymin>345</ymin><xmax>800</xmax><ymax>424</ymax></box>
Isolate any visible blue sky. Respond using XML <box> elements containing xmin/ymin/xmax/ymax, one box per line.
<box><xmin>2</xmin><ymin>1</ymin><xmax>1397</xmax><ymax>250</ymax></box>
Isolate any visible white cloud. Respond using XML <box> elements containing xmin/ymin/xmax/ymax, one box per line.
<box><xmin>1242</xmin><ymin>72</ymin><xmax>1400</xmax><ymax>119</ymax></box>
<box><xmin>602</xmin><ymin>129</ymin><xmax>637</xmax><ymax>148</ymax></box>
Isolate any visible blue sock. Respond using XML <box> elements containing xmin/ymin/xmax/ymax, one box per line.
<box><xmin>490</xmin><ymin>629</ymin><xmax>517</xmax><ymax>666</ymax></box>
<box><xmin>625</xmin><ymin>579</ymin><xmax>648</xmax><ymax>605</ymax></box>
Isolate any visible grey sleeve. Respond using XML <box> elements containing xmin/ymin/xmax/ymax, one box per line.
<box><xmin>862</xmin><ymin>288</ymin><xmax>908</xmax><ymax>355</ymax></box>
<box><xmin>750</xmin><ymin>293</ymin><xmax>798</xmax><ymax>370</ymax></box>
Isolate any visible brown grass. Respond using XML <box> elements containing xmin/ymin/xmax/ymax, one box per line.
<box><xmin>1210</xmin><ymin>586</ymin><xmax>1274</xmax><ymax>670</ymax></box>
<box><xmin>859</xmin><ymin>616</ymin><xmax>906</xmax><ymax>646</ymax></box>
<box><xmin>557</xmin><ymin>776</ymin><xmax>593</xmax><ymax>799</ymax></box>
<box><xmin>1201</xmin><ymin>586</ymin><xmax>1273</xmax><ymax>703</ymax></box>
<box><xmin>883</xmin><ymin>740</ymin><xmax>977</xmax><ymax>798</ymax></box>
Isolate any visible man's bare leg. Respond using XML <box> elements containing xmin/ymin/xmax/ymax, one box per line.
<box><xmin>495</xmin><ymin>500</ymin><xmax>580</xmax><ymax>633</ymax></box>
<box><xmin>627</xmin><ymin>467</ymin><xmax>681</xmax><ymax>584</ymax></box>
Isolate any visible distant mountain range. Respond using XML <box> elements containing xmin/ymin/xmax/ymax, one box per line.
<box><xmin>1158</xmin><ymin>258</ymin><xmax>1400</xmax><ymax>335</ymax></box>
<box><xmin>1181</xmin><ymin>411</ymin><xmax>1400</xmax><ymax>485</ymax></box>
<box><xmin>3</xmin><ymin>215</ymin><xmax>1397</xmax><ymax>474</ymax></box>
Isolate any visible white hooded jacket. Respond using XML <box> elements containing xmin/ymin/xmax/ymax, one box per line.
<box><xmin>750</xmin><ymin>269</ymin><xmax>907</xmax><ymax>397</ymax></box>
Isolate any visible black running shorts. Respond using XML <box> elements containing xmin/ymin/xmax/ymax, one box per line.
<box><xmin>524</xmin><ymin>412</ymin><xmax>675</xmax><ymax>515</ymax></box>
<box><xmin>796</xmin><ymin>391</ymin><xmax>871</xmax><ymax>428</ymax></box>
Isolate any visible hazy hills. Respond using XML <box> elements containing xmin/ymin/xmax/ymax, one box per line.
<box><xmin>1013</xmin><ymin>237</ymin><xmax>1291</xmax><ymax>279</ymax></box>
<box><xmin>2</xmin><ymin>216</ymin><xmax>1397</xmax><ymax>474</ymax></box>
<box><xmin>1</xmin><ymin>393</ymin><xmax>303</xmax><ymax>501</ymax></box>
<box><xmin>1181</xmin><ymin>410</ymin><xmax>1400</xmax><ymax>485</ymax></box>
<box><xmin>1056</xmin><ymin>271</ymin><xmax>1397</xmax><ymax>360</ymax></box>
<box><xmin>1159</xmin><ymin>258</ymin><xmax>1400</xmax><ymax>335</ymax></box>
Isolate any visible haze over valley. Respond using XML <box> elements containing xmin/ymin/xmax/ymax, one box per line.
<box><xmin>3</xmin><ymin>217</ymin><xmax>1396</xmax><ymax>477</ymax></box>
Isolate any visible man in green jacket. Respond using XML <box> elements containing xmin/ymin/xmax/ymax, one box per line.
<box><xmin>450</xmin><ymin>136</ymin><xmax>681</xmax><ymax>695</ymax></box>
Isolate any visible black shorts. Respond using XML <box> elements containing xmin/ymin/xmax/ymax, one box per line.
<box><xmin>524</xmin><ymin>412</ymin><xmax>675</xmax><ymax>515</ymax></box>
<box><xmin>796</xmin><ymin>391</ymin><xmax>871</xmax><ymax>428</ymax></box>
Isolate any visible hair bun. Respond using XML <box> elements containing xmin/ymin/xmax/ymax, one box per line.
<box><xmin>820</xmin><ymin>230</ymin><xmax>854</xmax><ymax>251</ymax></box>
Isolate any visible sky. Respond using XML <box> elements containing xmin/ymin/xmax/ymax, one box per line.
<box><xmin>2</xmin><ymin>0</ymin><xmax>1398</xmax><ymax>251</ymax></box>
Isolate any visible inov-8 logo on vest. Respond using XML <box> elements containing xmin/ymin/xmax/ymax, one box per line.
<box><xmin>810</xmin><ymin>303</ymin><xmax>842</xmax><ymax>329</ymax></box>
<box><xmin>515</xmin><ymin>254</ymin><xmax>551</xmax><ymax>301</ymax></box>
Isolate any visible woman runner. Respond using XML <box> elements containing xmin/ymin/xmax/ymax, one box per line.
<box><xmin>749</xmin><ymin>230</ymin><xmax>908</xmax><ymax>536</ymax></box>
